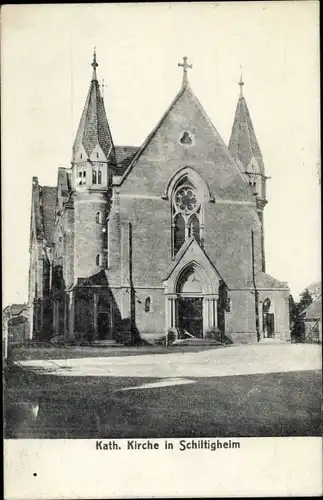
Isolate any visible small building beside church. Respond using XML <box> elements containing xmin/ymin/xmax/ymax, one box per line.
<box><xmin>299</xmin><ymin>295</ymin><xmax>322</xmax><ymax>344</ymax></box>
<box><xmin>28</xmin><ymin>52</ymin><xmax>290</xmax><ymax>344</ymax></box>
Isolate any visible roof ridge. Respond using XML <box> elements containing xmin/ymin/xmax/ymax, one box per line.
<box><xmin>119</xmin><ymin>85</ymin><xmax>187</xmax><ymax>182</ymax></box>
<box><xmin>189</xmin><ymin>90</ymin><xmax>254</xmax><ymax>191</ymax></box>
<box><xmin>240</xmin><ymin>98</ymin><xmax>253</xmax><ymax>164</ymax></box>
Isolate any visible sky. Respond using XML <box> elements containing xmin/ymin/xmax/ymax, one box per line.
<box><xmin>1</xmin><ymin>2</ymin><xmax>320</xmax><ymax>306</ymax></box>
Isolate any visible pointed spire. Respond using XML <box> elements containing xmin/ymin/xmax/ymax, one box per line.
<box><xmin>228</xmin><ymin>76</ymin><xmax>264</xmax><ymax>173</ymax></box>
<box><xmin>72</xmin><ymin>50</ymin><xmax>115</xmax><ymax>163</ymax></box>
<box><xmin>91</xmin><ymin>47</ymin><xmax>98</xmax><ymax>81</ymax></box>
<box><xmin>178</xmin><ymin>56</ymin><xmax>192</xmax><ymax>88</ymax></box>
<box><xmin>238</xmin><ymin>66</ymin><xmax>244</xmax><ymax>98</ymax></box>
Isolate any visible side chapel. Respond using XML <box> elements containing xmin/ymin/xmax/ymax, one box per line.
<box><xmin>28</xmin><ymin>52</ymin><xmax>290</xmax><ymax>344</ymax></box>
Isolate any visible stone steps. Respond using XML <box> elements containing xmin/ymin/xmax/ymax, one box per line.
<box><xmin>90</xmin><ymin>340</ymin><xmax>124</xmax><ymax>347</ymax></box>
<box><xmin>172</xmin><ymin>338</ymin><xmax>224</xmax><ymax>346</ymax></box>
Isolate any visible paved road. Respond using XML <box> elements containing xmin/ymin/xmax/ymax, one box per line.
<box><xmin>18</xmin><ymin>343</ymin><xmax>321</xmax><ymax>378</ymax></box>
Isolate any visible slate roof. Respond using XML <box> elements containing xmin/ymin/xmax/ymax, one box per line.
<box><xmin>72</xmin><ymin>70</ymin><xmax>115</xmax><ymax>162</ymax></box>
<box><xmin>252</xmin><ymin>272</ymin><xmax>289</xmax><ymax>290</ymax></box>
<box><xmin>301</xmin><ymin>295</ymin><xmax>322</xmax><ymax>320</ymax></box>
<box><xmin>78</xmin><ymin>270</ymin><xmax>109</xmax><ymax>286</ymax></box>
<box><xmin>114</xmin><ymin>146</ymin><xmax>139</xmax><ymax>175</ymax></box>
<box><xmin>41</xmin><ymin>186</ymin><xmax>57</xmax><ymax>244</ymax></box>
<box><xmin>57</xmin><ymin>168</ymin><xmax>70</xmax><ymax>198</ymax></box>
<box><xmin>301</xmin><ymin>281</ymin><xmax>321</xmax><ymax>298</ymax></box>
<box><xmin>228</xmin><ymin>94</ymin><xmax>264</xmax><ymax>172</ymax></box>
<box><xmin>9</xmin><ymin>304</ymin><xmax>27</xmax><ymax>316</ymax></box>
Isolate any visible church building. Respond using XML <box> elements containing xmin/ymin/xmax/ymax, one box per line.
<box><xmin>28</xmin><ymin>52</ymin><xmax>290</xmax><ymax>344</ymax></box>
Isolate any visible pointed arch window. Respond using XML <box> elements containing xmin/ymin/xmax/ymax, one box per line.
<box><xmin>188</xmin><ymin>214</ymin><xmax>200</xmax><ymax>243</ymax></box>
<box><xmin>173</xmin><ymin>214</ymin><xmax>185</xmax><ymax>255</ymax></box>
<box><xmin>98</xmin><ymin>170</ymin><xmax>102</xmax><ymax>184</ymax></box>
<box><xmin>92</xmin><ymin>169</ymin><xmax>97</xmax><ymax>184</ymax></box>
<box><xmin>78</xmin><ymin>170</ymin><xmax>87</xmax><ymax>185</ymax></box>
<box><xmin>95</xmin><ymin>212</ymin><xmax>102</xmax><ymax>224</ymax></box>
<box><xmin>96</xmin><ymin>254</ymin><xmax>102</xmax><ymax>266</ymax></box>
<box><xmin>263</xmin><ymin>298</ymin><xmax>271</xmax><ymax>313</ymax></box>
<box><xmin>171</xmin><ymin>176</ymin><xmax>203</xmax><ymax>256</ymax></box>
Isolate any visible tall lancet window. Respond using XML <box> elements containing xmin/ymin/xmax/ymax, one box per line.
<box><xmin>98</xmin><ymin>170</ymin><xmax>102</xmax><ymax>184</ymax></box>
<box><xmin>174</xmin><ymin>214</ymin><xmax>185</xmax><ymax>255</ymax></box>
<box><xmin>188</xmin><ymin>214</ymin><xmax>200</xmax><ymax>243</ymax></box>
<box><xmin>92</xmin><ymin>169</ymin><xmax>97</xmax><ymax>184</ymax></box>
<box><xmin>172</xmin><ymin>177</ymin><xmax>202</xmax><ymax>256</ymax></box>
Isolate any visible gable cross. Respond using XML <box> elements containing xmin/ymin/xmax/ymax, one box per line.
<box><xmin>178</xmin><ymin>56</ymin><xmax>192</xmax><ymax>88</ymax></box>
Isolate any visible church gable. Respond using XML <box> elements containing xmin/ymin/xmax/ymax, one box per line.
<box><xmin>164</xmin><ymin>237</ymin><xmax>223</xmax><ymax>294</ymax></box>
<box><xmin>119</xmin><ymin>84</ymin><xmax>252</xmax><ymax>203</ymax></box>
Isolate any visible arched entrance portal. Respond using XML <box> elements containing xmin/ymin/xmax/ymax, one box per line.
<box><xmin>262</xmin><ymin>298</ymin><xmax>275</xmax><ymax>338</ymax></box>
<box><xmin>166</xmin><ymin>263</ymin><xmax>219</xmax><ymax>338</ymax></box>
<box><xmin>176</xmin><ymin>266</ymin><xmax>204</xmax><ymax>337</ymax></box>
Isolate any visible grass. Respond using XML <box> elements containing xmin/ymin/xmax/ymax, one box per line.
<box><xmin>4</xmin><ymin>362</ymin><xmax>322</xmax><ymax>439</ymax></box>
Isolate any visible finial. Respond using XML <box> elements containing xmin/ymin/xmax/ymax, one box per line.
<box><xmin>178</xmin><ymin>56</ymin><xmax>192</xmax><ymax>88</ymax></box>
<box><xmin>239</xmin><ymin>65</ymin><xmax>244</xmax><ymax>97</ymax></box>
<box><xmin>91</xmin><ymin>47</ymin><xmax>98</xmax><ymax>81</ymax></box>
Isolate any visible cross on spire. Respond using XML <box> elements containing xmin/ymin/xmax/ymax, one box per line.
<box><xmin>101</xmin><ymin>78</ymin><xmax>108</xmax><ymax>101</ymax></box>
<box><xmin>91</xmin><ymin>47</ymin><xmax>98</xmax><ymax>81</ymax></box>
<box><xmin>178</xmin><ymin>56</ymin><xmax>192</xmax><ymax>88</ymax></box>
<box><xmin>239</xmin><ymin>66</ymin><xmax>244</xmax><ymax>97</ymax></box>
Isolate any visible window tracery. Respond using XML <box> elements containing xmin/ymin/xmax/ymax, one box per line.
<box><xmin>180</xmin><ymin>131</ymin><xmax>192</xmax><ymax>145</ymax></box>
<box><xmin>172</xmin><ymin>177</ymin><xmax>203</xmax><ymax>256</ymax></box>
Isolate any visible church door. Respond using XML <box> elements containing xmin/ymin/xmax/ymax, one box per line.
<box><xmin>265</xmin><ymin>313</ymin><xmax>275</xmax><ymax>338</ymax></box>
<box><xmin>97</xmin><ymin>312</ymin><xmax>112</xmax><ymax>340</ymax></box>
<box><xmin>178</xmin><ymin>297</ymin><xmax>203</xmax><ymax>338</ymax></box>
<box><xmin>262</xmin><ymin>298</ymin><xmax>275</xmax><ymax>338</ymax></box>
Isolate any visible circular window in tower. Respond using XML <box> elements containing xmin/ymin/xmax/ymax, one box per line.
<box><xmin>174</xmin><ymin>185</ymin><xmax>199</xmax><ymax>214</ymax></box>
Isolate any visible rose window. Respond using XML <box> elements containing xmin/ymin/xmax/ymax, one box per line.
<box><xmin>175</xmin><ymin>186</ymin><xmax>199</xmax><ymax>213</ymax></box>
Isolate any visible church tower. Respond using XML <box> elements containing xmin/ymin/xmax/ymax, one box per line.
<box><xmin>71</xmin><ymin>50</ymin><xmax>115</xmax><ymax>279</ymax></box>
<box><xmin>228</xmin><ymin>74</ymin><xmax>268</xmax><ymax>271</ymax></box>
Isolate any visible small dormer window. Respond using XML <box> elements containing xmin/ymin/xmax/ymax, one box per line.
<box><xmin>80</xmin><ymin>154</ymin><xmax>82</xmax><ymax>159</ymax></box>
<box><xmin>96</xmin><ymin>152</ymin><xmax>99</xmax><ymax>159</ymax></box>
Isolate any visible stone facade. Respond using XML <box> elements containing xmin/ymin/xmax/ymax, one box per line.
<box><xmin>28</xmin><ymin>54</ymin><xmax>290</xmax><ymax>344</ymax></box>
